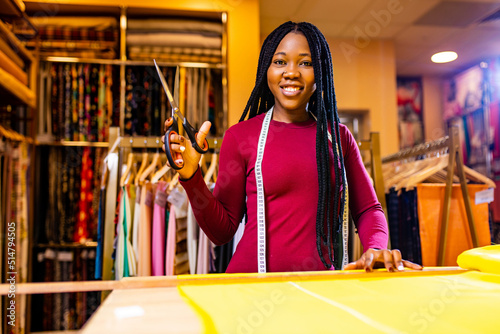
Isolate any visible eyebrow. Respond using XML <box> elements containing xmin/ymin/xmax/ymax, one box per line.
<box><xmin>274</xmin><ymin>51</ymin><xmax>311</xmax><ymax>57</ymax></box>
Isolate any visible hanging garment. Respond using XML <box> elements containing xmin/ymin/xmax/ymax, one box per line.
<box><xmin>187</xmin><ymin>204</ymin><xmax>198</xmax><ymax>274</ymax></box>
<box><xmin>132</xmin><ymin>184</ymin><xmax>141</xmax><ymax>268</ymax></box>
<box><xmin>196</xmin><ymin>229</ymin><xmax>210</xmax><ymax>275</ymax></box>
<box><xmin>165</xmin><ymin>204</ymin><xmax>176</xmax><ymax>276</ymax></box>
<box><xmin>385</xmin><ymin>188</ymin><xmax>401</xmax><ymax>252</ymax></box>
<box><xmin>115</xmin><ymin>185</ymin><xmax>137</xmax><ymax>279</ymax></box>
<box><xmin>166</xmin><ymin>184</ymin><xmax>190</xmax><ymax>275</ymax></box>
<box><xmin>102</xmin><ymin>152</ymin><xmax>119</xmax><ymax>280</ymax></box>
<box><xmin>151</xmin><ymin>181</ymin><xmax>168</xmax><ymax>275</ymax></box>
<box><xmin>175</xmin><ymin>215</ymin><xmax>190</xmax><ymax>275</ymax></box>
<box><xmin>137</xmin><ymin>183</ymin><xmax>153</xmax><ymax>276</ymax></box>
<box><xmin>399</xmin><ymin>188</ymin><xmax>422</xmax><ymax>265</ymax></box>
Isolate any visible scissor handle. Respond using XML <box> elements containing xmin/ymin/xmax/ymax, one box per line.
<box><xmin>165</xmin><ymin>117</ymin><xmax>183</xmax><ymax>170</ymax></box>
<box><xmin>182</xmin><ymin>118</ymin><xmax>209</xmax><ymax>154</ymax></box>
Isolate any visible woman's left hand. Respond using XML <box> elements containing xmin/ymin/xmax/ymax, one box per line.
<box><xmin>343</xmin><ymin>248</ymin><xmax>423</xmax><ymax>272</ymax></box>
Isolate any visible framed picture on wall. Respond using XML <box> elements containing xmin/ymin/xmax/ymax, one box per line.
<box><xmin>397</xmin><ymin>77</ymin><xmax>424</xmax><ymax>149</ymax></box>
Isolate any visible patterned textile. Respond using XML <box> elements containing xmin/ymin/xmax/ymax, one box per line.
<box><xmin>74</xmin><ymin>147</ymin><xmax>93</xmax><ymax>243</ymax></box>
<box><xmin>30</xmin><ymin>249</ymin><xmax>101</xmax><ymax>331</ymax></box>
<box><xmin>42</xmin><ymin>62</ymin><xmax>117</xmax><ymax>141</ymax></box>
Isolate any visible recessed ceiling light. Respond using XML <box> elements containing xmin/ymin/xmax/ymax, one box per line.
<box><xmin>431</xmin><ymin>51</ymin><xmax>458</xmax><ymax>63</ymax></box>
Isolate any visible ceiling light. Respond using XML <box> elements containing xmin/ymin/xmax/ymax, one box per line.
<box><xmin>431</xmin><ymin>51</ymin><xmax>458</xmax><ymax>63</ymax></box>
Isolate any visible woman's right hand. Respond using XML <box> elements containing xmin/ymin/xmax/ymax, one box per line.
<box><xmin>161</xmin><ymin>118</ymin><xmax>211</xmax><ymax>180</ymax></box>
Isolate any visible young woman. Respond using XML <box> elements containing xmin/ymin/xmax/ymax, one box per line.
<box><xmin>163</xmin><ymin>21</ymin><xmax>422</xmax><ymax>273</ymax></box>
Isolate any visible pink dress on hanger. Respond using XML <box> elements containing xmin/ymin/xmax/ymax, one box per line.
<box><xmin>137</xmin><ymin>183</ymin><xmax>154</xmax><ymax>276</ymax></box>
<box><xmin>151</xmin><ymin>181</ymin><xmax>168</xmax><ymax>275</ymax></box>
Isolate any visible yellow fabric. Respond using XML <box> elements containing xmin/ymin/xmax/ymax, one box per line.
<box><xmin>178</xmin><ymin>270</ymin><xmax>500</xmax><ymax>333</ymax></box>
<box><xmin>458</xmin><ymin>245</ymin><xmax>500</xmax><ymax>275</ymax></box>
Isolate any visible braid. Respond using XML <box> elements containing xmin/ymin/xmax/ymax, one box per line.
<box><xmin>241</xmin><ymin>21</ymin><xmax>347</xmax><ymax>270</ymax></box>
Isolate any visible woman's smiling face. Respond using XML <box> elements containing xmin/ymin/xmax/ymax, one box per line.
<box><xmin>267</xmin><ymin>31</ymin><xmax>316</xmax><ymax>118</ymax></box>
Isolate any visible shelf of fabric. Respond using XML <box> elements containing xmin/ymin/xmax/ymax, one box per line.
<box><xmin>0</xmin><ymin>19</ymin><xmax>34</xmax><ymax>63</ymax></box>
<box><xmin>34</xmin><ymin>242</ymin><xmax>98</xmax><ymax>248</ymax></box>
<box><xmin>0</xmin><ymin>18</ymin><xmax>36</xmax><ymax>107</ymax></box>
<box><xmin>0</xmin><ymin>66</ymin><xmax>35</xmax><ymax>107</ymax></box>
<box><xmin>41</xmin><ymin>56</ymin><xmax>226</xmax><ymax>69</ymax></box>
<box><xmin>0</xmin><ymin>0</ymin><xmax>25</xmax><ymax>15</ymax></box>
<box><xmin>26</xmin><ymin>39</ymin><xmax>118</xmax><ymax>59</ymax></box>
<box><xmin>35</xmin><ymin>140</ymin><xmax>110</xmax><ymax>148</ymax></box>
<box><xmin>0</xmin><ymin>0</ymin><xmax>37</xmax><ymax>36</ymax></box>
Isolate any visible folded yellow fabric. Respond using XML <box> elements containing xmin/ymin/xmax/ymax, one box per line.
<box><xmin>457</xmin><ymin>244</ymin><xmax>500</xmax><ymax>274</ymax></box>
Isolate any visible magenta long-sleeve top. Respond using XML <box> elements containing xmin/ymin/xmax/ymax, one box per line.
<box><xmin>180</xmin><ymin>113</ymin><xmax>388</xmax><ymax>273</ymax></box>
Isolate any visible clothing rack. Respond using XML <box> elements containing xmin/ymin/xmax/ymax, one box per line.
<box><xmin>382</xmin><ymin>126</ymin><xmax>479</xmax><ymax>266</ymax></box>
<box><xmin>118</xmin><ymin>136</ymin><xmax>222</xmax><ymax>151</ymax></box>
<box><xmin>100</xmin><ymin>128</ymin><xmax>222</xmax><ymax>285</ymax></box>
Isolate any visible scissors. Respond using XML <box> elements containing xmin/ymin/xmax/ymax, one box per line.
<box><xmin>154</xmin><ymin>59</ymin><xmax>209</xmax><ymax>170</ymax></box>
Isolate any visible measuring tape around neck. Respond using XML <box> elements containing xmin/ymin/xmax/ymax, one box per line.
<box><xmin>255</xmin><ymin>108</ymin><xmax>349</xmax><ymax>273</ymax></box>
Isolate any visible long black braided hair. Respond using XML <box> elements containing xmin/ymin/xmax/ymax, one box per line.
<box><xmin>239</xmin><ymin>21</ymin><xmax>347</xmax><ymax>270</ymax></box>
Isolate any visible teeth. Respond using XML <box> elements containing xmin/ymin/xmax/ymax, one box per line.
<box><xmin>283</xmin><ymin>86</ymin><xmax>300</xmax><ymax>92</ymax></box>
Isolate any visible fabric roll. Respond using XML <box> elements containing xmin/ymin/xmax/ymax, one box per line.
<box><xmin>151</xmin><ymin>181</ymin><xmax>168</xmax><ymax>275</ymax></box>
<box><xmin>127</xmin><ymin>19</ymin><xmax>222</xmax><ymax>34</ymax></box>
<box><xmin>31</xmin><ymin>16</ymin><xmax>117</xmax><ymax>30</ymax></box>
<box><xmin>71</xmin><ymin>63</ymin><xmax>78</xmax><ymax>140</ymax></box>
<box><xmin>64</xmin><ymin>64</ymin><xmax>71</xmax><ymax>140</ymax></box>
<box><xmin>50</xmin><ymin>64</ymin><xmax>60</xmax><ymax>139</ymax></box>
<box><xmin>38</xmin><ymin>63</ymin><xmax>49</xmax><ymax>136</ymax></box>
<box><xmin>126</xmin><ymin>32</ymin><xmax>221</xmax><ymax>49</ymax></box>
<box><xmin>95</xmin><ymin>186</ymin><xmax>106</xmax><ymax>279</ymax></box>
<box><xmin>57</xmin><ymin>64</ymin><xmax>65</xmax><ymax>140</ymax></box>
<box><xmin>89</xmin><ymin>64</ymin><xmax>99</xmax><ymax>141</ymax></box>
<box><xmin>0</xmin><ymin>48</ymin><xmax>28</xmax><ymax>85</ymax></box>
<box><xmin>84</xmin><ymin>64</ymin><xmax>91</xmax><ymax>139</ymax></box>
<box><xmin>97</xmin><ymin>65</ymin><xmax>106</xmax><ymax>141</ymax></box>
<box><xmin>74</xmin><ymin>147</ymin><xmax>92</xmax><ymax>243</ymax></box>
<box><xmin>128</xmin><ymin>45</ymin><xmax>222</xmax><ymax>57</ymax></box>
<box><xmin>0</xmin><ymin>36</ymin><xmax>24</xmax><ymax>68</ymax></box>
<box><xmin>78</xmin><ymin>64</ymin><xmax>85</xmax><ymax>141</ymax></box>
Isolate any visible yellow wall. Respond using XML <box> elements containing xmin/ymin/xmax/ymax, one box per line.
<box><xmin>26</xmin><ymin>0</ymin><xmax>261</xmax><ymax>129</ymax></box>
<box><xmin>329</xmin><ymin>38</ymin><xmax>399</xmax><ymax>156</ymax></box>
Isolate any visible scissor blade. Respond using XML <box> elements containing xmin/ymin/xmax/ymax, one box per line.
<box><xmin>153</xmin><ymin>59</ymin><xmax>180</xmax><ymax>113</ymax></box>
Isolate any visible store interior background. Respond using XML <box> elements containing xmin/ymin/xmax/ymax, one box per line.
<box><xmin>17</xmin><ymin>0</ymin><xmax>500</xmax><ymax>160</ymax></box>
<box><xmin>3</xmin><ymin>0</ymin><xmax>500</xmax><ymax>331</ymax></box>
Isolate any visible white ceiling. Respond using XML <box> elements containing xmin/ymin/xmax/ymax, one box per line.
<box><xmin>260</xmin><ymin>0</ymin><xmax>500</xmax><ymax>77</ymax></box>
